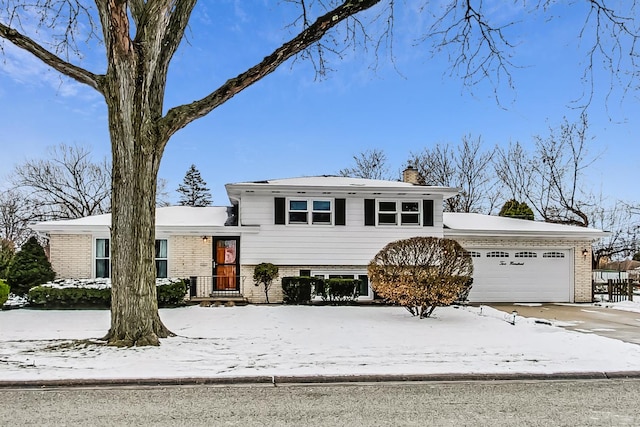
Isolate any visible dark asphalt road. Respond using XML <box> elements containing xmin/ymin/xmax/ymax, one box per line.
<box><xmin>2</xmin><ymin>379</ymin><xmax>640</xmax><ymax>426</ymax></box>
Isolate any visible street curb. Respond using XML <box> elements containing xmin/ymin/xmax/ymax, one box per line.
<box><xmin>2</xmin><ymin>371</ymin><xmax>640</xmax><ymax>389</ymax></box>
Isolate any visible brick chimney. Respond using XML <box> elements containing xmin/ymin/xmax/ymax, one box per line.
<box><xmin>402</xmin><ymin>165</ymin><xmax>420</xmax><ymax>184</ymax></box>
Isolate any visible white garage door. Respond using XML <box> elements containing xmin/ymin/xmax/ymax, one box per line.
<box><xmin>467</xmin><ymin>249</ymin><xmax>573</xmax><ymax>303</ymax></box>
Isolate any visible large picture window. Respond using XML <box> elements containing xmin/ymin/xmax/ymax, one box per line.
<box><xmin>95</xmin><ymin>238</ymin><xmax>168</xmax><ymax>278</ymax></box>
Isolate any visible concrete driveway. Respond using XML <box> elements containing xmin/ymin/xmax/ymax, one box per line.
<box><xmin>490</xmin><ymin>303</ymin><xmax>640</xmax><ymax>345</ymax></box>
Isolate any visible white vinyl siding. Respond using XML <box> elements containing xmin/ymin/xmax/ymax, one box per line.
<box><xmin>239</xmin><ymin>195</ymin><xmax>445</xmax><ymax>265</ymax></box>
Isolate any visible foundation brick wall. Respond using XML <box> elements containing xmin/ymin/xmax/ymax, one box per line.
<box><xmin>452</xmin><ymin>237</ymin><xmax>593</xmax><ymax>303</ymax></box>
<box><xmin>48</xmin><ymin>234</ymin><xmax>92</xmax><ymax>279</ymax></box>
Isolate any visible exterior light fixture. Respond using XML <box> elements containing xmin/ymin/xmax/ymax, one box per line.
<box><xmin>582</xmin><ymin>248</ymin><xmax>589</xmax><ymax>257</ymax></box>
<box><xmin>202</xmin><ymin>236</ymin><xmax>209</xmax><ymax>243</ymax></box>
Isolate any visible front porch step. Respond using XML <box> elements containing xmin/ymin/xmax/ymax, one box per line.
<box><xmin>190</xmin><ymin>296</ymin><xmax>249</xmax><ymax>307</ymax></box>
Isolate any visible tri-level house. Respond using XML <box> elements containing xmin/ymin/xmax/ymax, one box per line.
<box><xmin>32</xmin><ymin>168</ymin><xmax>606</xmax><ymax>303</ymax></box>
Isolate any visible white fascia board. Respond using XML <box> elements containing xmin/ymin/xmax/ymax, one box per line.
<box><xmin>30</xmin><ymin>224</ymin><xmax>108</xmax><ymax>235</ymax></box>
<box><xmin>155</xmin><ymin>225</ymin><xmax>259</xmax><ymax>235</ymax></box>
<box><xmin>226</xmin><ymin>183</ymin><xmax>459</xmax><ymax>199</ymax></box>
<box><xmin>444</xmin><ymin>229</ymin><xmax>609</xmax><ymax>241</ymax></box>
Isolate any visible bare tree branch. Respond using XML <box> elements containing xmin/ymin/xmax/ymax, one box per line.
<box><xmin>0</xmin><ymin>20</ymin><xmax>102</xmax><ymax>90</ymax></box>
<box><xmin>160</xmin><ymin>0</ymin><xmax>383</xmax><ymax>138</ymax></box>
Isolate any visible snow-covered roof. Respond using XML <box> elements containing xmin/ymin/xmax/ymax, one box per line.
<box><xmin>32</xmin><ymin>206</ymin><xmax>234</xmax><ymax>234</ymax></box>
<box><xmin>226</xmin><ymin>175</ymin><xmax>460</xmax><ymax>200</ymax></box>
<box><xmin>443</xmin><ymin>212</ymin><xmax>607</xmax><ymax>240</ymax></box>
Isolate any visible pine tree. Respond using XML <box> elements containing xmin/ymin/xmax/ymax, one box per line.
<box><xmin>177</xmin><ymin>165</ymin><xmax>212</xmax><ymax>207</ymax></box>
<box><xmin>6</xmin><ymin>236</ymin><xmax>55</xmax><ymax>296</ymax></box>
<box><xmin>499</xmin><ymin>199</ymin><xmax>535</xmax><ymax>221</ymax></box>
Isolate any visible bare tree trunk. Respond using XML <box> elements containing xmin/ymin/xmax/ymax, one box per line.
<box><xmin>99</xmin><ymin>32</ymin><xmax>173</xmax><ymax>345</ymax></box>
<box><xmin>102</xmin><ymin>125</ymin><xmax>172</xmax><ymax>346</ymax></box>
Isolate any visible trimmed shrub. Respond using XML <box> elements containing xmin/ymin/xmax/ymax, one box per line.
<box><xmin>281</xmin><ymin>276</ymin><xmax>318</xmax><ymax>304</ymax></box>
<box><xmin>28</xmin><ymin>286</ymin><xmax>110</xmax><ymax>308</ymax></box>
<box><xmin>368</xmin><ymin>237</ymin><xmax>473</xmax><ymax>318</ymax></box>
<box><xmin>27</xmin><ymin>278</ymin><xmax>188</xmax><ymax>309</ymax></box>
<box><xmin>0</xmin><ymin>279</ymin><xmax>9</xmax><ymax>306</ymax></box>
<box><xmin>6</xmin><ymin>237</ymin><xmax>55</xmax><ymax>296</ymax></box>
<box><xmin>157</xmin><ymin>279</ymin><xmax>189</xmax><ymax>307</ymax></box>
<box><xmin>323</xmin><ymin>278</ymin><xmax>359</xmax><ymax>303</ymax></box>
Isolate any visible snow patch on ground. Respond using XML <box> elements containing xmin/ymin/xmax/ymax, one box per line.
<box><xmin>1</xmin><ymin>305</ymin><xmax>640</xmax><ymax>382</ymax></box>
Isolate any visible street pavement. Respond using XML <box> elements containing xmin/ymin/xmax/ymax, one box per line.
<box><xmin>490</xmin><ymin>303</ymin><xmax>640</xmax><ymax>345</ymax></box>
<box><xmin>2</xmin><ymin>379</ymin><xmax>639</xmax><ymax>426</ymax></box>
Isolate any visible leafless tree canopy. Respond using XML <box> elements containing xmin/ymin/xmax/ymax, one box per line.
<box><xmin>410</xmin><ymin>136</ymin><xmax>498</xmax><ymax>213</ymax></box>
<box><xmin>12</xmin><ymin>143</ymin><xmax>111</xmax><ymax>220</ymax></box>
<box><xmin>494</xmin><ymin>114</ymin><xmax>597</xmax><ymax>227</ymax></box>
<box><xmin>338</xmin><ymin>148</ymin><xmax>394</xmax><ymax>180</ymax></box>
<box><xmin>368</xmin><ymin>237</ymin><xmax>473</xmax><ymax>318</ymax></box>
<box><xmin>0</xmin><ymin>189</ymin><xmax>33</xmax><ymax>247</ymax></box>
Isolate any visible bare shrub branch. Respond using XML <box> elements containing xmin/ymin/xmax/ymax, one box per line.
<box><xmin>368</xmin><ymin>237</ymin><xmax>473</xmax><ymax>318</ymax></box>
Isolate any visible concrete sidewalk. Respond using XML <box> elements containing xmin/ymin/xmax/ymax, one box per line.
<box><xmin>490</xmin><ymin>303</ymin><xmax>640</xmax><ymax>345</ymax></box>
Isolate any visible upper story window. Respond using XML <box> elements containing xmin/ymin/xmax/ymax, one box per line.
<box><xmin>288</xmin><ymin>199</ymin><xmax>333</xmax><ymax>225</ymax></box>
<box><xmin>377</xmin><ymin>200</ymin><xmax>421</xmax><ymax>226</ymax></box>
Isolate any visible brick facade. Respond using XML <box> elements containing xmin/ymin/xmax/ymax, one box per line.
<box><xmin>48</xmin><ymin>234</ymin><xmax>92</xmax><ymax>279</ymax></box>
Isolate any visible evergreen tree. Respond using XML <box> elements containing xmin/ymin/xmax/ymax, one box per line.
<box><xmin>499</xmin><ymin>199</ymin><xmax>535</xmax><ymax>221</ymax></box>
<box><xmin>6</xmin><ymin>236</ymin><xmax>55</xmax><ymax>296</ymax></box>
<box><xmin>177</xmin><ymin>165</ymin><xmax>212</xmax><ymax>207</ymax></box>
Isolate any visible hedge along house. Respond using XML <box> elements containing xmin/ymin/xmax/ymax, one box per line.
<box><xmin>32</xmin><ymin>171</ymin><xmax>606</xmax><ymax>304</ymax></box>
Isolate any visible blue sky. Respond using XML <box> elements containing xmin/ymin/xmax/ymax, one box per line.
<box><xmin>0</xmin><ymin>1</ymin><xmax>638</xmax><ymax>207</ymax></box>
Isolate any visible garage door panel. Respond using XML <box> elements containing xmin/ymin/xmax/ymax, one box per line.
<box><xmin>467</xmin><ymin>249</ymin><xmax>572</xmax><ymax>303</ymax></box>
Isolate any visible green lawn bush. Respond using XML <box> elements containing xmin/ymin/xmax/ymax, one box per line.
<box><xmin>281</xmin><ymin>276</ymin><xmax>320</xmax><ymax>304</ymax></box>
<box><xmin>28</xmin><ymin>279</ymin><xmax>189</xmax><ymax>309</ymax></box>
<box><xmin>0</xmin><ymin>279</ymin><xmax>9</xmax><ymax>306</ymax></box>
<box><xmin>323</xmin><ymin>278</ymin><xmax>359</xmax><ymax>303</ymax></box>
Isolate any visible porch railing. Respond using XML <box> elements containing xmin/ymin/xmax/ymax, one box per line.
<box><xmin>188</xmin><ymin>276</ymin><xmax>246</xmax><ymax>298</ymax></box>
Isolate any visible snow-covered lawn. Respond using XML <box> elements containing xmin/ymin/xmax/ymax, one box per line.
<box><xmin>1</xmin><ymin>304</ymin><xmax>640</xmax><ymax>382</ymax></box>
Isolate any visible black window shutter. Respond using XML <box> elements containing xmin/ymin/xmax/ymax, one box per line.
<box><xmin>335</xmin><ymin>198</ymin><xmax>346</xmax><ymax>226</ymax></box>
<box><xmin>300</xmin><ymin>269</ymin><xmax>311</xmax><ymax>277</ymax></box>
<box><xmin>274</xmin><ymin>197</ymin><xmax>286</xmax><ymax>224</ymax></box>
<box><xmin>364</xmin><ymin>199</ymin><xmax>375</xmax><ymax>226</ymax></box>
<box><xmin>423</xmin><ymin>200</ymin><xmax>434</xmax><ymax>226</ymax></box>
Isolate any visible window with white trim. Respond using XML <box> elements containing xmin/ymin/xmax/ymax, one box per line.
<box><xmin>94</xmin><ymin>239</ymin><xmax>168</xmax><ymax>278</ymax></box>
<box><xmin>288</xmin><ymin>199</ymin><xmax>333</xmax><ymax>225</ymax></box>
<box><xmin>155</xmin><ymin>239</ymin><xmax>168</xmax><ymax>278</ymax></box>
<box><xmin>464</xmin><ymin>251</ymin><xmax>481</xmax><ymax>258</ymax></box>
<box><xmin>378</xmin><ymin>200</ymin><xmax>421</xmax><ymax>226</ymax></box>
<box><xmin>95</xmin><ymin>238</ymin><xmax>110</xmax><ymax>278</ymax></box>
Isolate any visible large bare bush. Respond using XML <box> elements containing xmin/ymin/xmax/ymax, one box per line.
<box><xmin>368</xmin><ymin>237</ymin><xmax>473</xmax><ymax>318</ymax></box>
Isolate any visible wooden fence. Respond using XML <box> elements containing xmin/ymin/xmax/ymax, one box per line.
<box><xmin>592</xmin><ymin>279</ymin><xmax>635</xmax><ymax>303</ymax></box>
